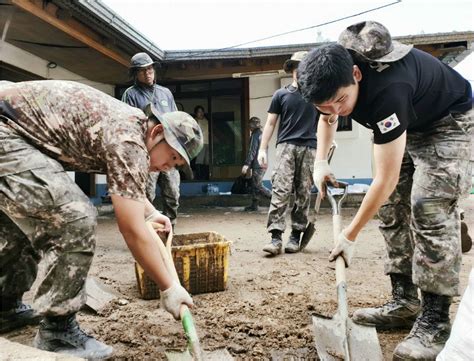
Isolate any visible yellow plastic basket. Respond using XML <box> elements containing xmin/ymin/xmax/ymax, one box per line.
<box><xmin>135</xmin><ymin>231</ymin><xmax>231</xmax><ymax>300</ymax></box>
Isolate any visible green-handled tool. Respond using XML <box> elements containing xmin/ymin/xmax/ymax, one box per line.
<box><xmin>146</xmin><ymin>222</ymin><xmax>233</xmax><ymax>361</ymax></box>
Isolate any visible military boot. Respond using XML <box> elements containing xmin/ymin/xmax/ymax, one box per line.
<box><xmin>0</xmin><ymin>297</ymin><xmax>41</xmax><ymax>333</ymax></box>
<box><xmin>393</xmin><ymin>292</ymin><xmax>451</xmax><ymax>361</ymax></box>
<box><xmin>263</xmin><ymin>231</ymin><xmax>282</xmax><ymax>256</ymax></box>
<box><xmin>352</xmin><ymin>274</ymin><xmax>420</xmax><ymax>329</ymax></box>
<box><xmin>34</xmin><ymin>314</ymin><xmax>113</xmax><ymax>359</ymax></box>
<box><xmin>284</xmin><ymin>230</ymin><xmax>301</xmax><ymax>253</ymax></box>
<box><xmin>244</xmin><ymin>199</ymin><xmax>259</xmax><ymax>212</ymax></box>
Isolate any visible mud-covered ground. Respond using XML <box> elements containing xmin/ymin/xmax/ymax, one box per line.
<box><xmin>4</xmin><ymin>196</ymin><xmax>473</xmax><ymax>360</ymax></box>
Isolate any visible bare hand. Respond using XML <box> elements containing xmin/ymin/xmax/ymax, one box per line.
<box><xmin>257</xmin><ymin>149</ymin><xmax>267</xmax><ymax>169</ymax></box>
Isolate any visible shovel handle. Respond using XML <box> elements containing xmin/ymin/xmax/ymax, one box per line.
<box><xmin>333</xmin><ymin>214</ymin><xmax>346</xmax><ymax>285</ymax></box>
<box><xmin>145</xmin><ymin>222</ymin><xmax>204</xmax><ymax>361</ymax></box>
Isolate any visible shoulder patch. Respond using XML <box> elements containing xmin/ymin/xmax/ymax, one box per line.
<box><xmin>376</xmin><ymin>113</ymin><xmax>400</xmax><ymax>134</ymax></box>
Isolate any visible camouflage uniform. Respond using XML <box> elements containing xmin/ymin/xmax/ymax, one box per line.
<box><xmin>146</xmin><ymin>170</ymin><xmax>180</xmax><ymax>223</ymax></box>
<box><xmin>250</xmin><ymin>168</ymin><xmax>271</xmax><ymax>203</ymax></box>
<box><xmin>267</xmin><ymin>143</ymin><xmax>315</xmax><ymax>233</ymax></box>
<box><xmin>378</xmin><ymin>110</ymin><xmax>473</xmax><ymax>296</ymax></box>
<box><xmin>0</xmin><ymin>80</ymin><xmax>149</xmax><ymax>315</ymax></box>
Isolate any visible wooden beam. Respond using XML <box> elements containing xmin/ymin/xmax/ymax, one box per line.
<box><xmin>12</xmin><ymin>0</ymin><xmax>129</xmax><ymax>67</ymax></box>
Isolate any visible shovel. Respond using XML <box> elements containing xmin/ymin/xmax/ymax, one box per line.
<box><xmin>312</xmin><ymin>183</ymin><xmax>383</xmax><ymax>361</ymax></box>
<box><xmin>300</xmin><ymin>142</ymin><xmax>337</xmax><ymax>251</ymax></box>
<box><xmin>146</xmin><ymin>222</ymin><xmax>233</xmax><ymax>361</ymax></box>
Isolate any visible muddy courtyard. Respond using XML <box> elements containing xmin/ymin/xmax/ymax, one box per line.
<box><xmin>4</xmin><ymin>196</ymin><xmax>473</xmax><ymax>360</ymax></box>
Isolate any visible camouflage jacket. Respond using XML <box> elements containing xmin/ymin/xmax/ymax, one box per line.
<box><xmin>0</xmin><ymin>80</ymin><xmax>150</xmax><ymax>202</ymax></box>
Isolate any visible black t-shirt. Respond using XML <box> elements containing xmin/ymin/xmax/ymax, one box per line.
<box><xmin>351</xmin><ymin>48</ymin><xmax>472</xmax><ymax>144</ymax></box>
<box><xmin>268</xmin><ymin>85</ymin><xmax>318</xmax><ymax>148</ymax></box>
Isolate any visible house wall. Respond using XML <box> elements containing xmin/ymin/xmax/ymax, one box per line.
<box><xmin>1</xmin><ymin>42</ymin><xmax>114</xmax><ymax>198</ymax></box>
<box><xmin>0</xmin><ymin>42</ymin><xmax>114</xmax><ymax>95</ymax></box>
<box><xmin>248</xmin><ymin>75</ymin><xmax>374</xmax><ymax>183</ymax></box>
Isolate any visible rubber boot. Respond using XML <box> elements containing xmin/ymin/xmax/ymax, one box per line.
<box><xmin>352</xmin><ymin>274</ymin><xmax>421</xmax><ymax>329</ymax></box>
<box><xmin>33</xmin><ymin>314</ymin><xmax>113</xmax><ymax>359</ymax></box>
<box><xmin>0</xmin><ymin>297</ymin><xmax>41</xmax><ymax>333</ymax></box>
<box><xmin>262</xmin><ymin>231</ymin><xmax>282</xmax><ymax>256</ymax></box>
<box><xmin>284</xmin><ymin>230</ymin><xmax>301</xmax><ymax>253</ymax></box>
<box><xmin>393</xmin><ymin>292</ymin><xmax>451</xmax><ymax>361</ymax></box>
<box><xmin>244</xmin><ymin>199</ymin><xmax>259</xmax><ymax>212</ymax></box>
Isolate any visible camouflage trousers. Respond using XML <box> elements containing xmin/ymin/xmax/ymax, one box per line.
<box><xmin>0</xmin><ymin>123</ymin><xmax>96</xmax><ymax>316</ymax></box>
<box><xmin>146</xmin><ymin>169</ymin><xmax>180</xmax><ymax>225</ymax></box>
<box><xmin>250</xmin><ymin>168</ymin><xmax>271</xmax><ymax>203</ymax></box>
<box><xmin>267</xmin><ymin>143</ymin><xmax>315</xmax><ymax>233</ymax></box>
<box><xmin>378</xmin><ymin>110</ymin><xmax>473</xmax><ymax>297</ymax></box>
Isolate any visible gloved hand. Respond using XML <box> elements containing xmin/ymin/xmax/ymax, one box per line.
<box><xmin>329</xmin><ymin>231</ymin><xmax>356</xmax><ymax>267</ymax></box>
<box><xmin>160</xmin><ymin>282</ymin><xmax>194</xmax><ymax>320</ymax></box>
<box><xmin>257</xmin><ymin>149</ymin><xmax>267</xmax><ymax>168</ymax></box>
<box><xmin>313</xmin><ymin>159</ymin><xmax>337</xmax><ymax>197</ymax></box>
<box><xmin>241</xmin><ymin>165</ymin><xmax>249</xmax><ymax>175</ymax></box>
<box><xmin>145</xmin><ymin>209</ymin><xmax>172</xmax><ymax>232</ymax></box>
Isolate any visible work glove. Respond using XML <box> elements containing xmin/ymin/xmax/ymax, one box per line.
<box><xmin>257</xmin><ymin>149</ymin><xmax>267</xmax><ymax>168</ymax></box>
<box><xmin>329</xmin><ymin>231</ymin><xmax>356</xmax><ymax>267</ymax></box>
<box><xmin>160</xmin><ymin>281</ymin><xmax>194</xmax><ymax>320</ymax></box>
<box><xmin>241</xmin><ymin>165</ymin><xmax>249</xmax><ymax>175</ymax></box>
<box><xmin>145</xmin><ymin>209</ymin><xmax>172</xmax><ymax>232</ymax></box>
<box><xmin>313</xmin><ymin>159</ymin><xmax>337</xmax><ymax>197</ymax></box>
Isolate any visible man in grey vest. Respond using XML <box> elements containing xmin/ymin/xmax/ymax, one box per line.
<box><xmin>122</xmin><ymin>52</ymin><xmax>181</xmax><ymax>227</ymax></box>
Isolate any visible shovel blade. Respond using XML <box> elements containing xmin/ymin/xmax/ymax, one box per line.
<box><xmin>300</xmin><ymin>222</ymin><xmax>316</xmax><ymax>251</ymax></box>
<box><xmin>312</xmin><ymin>315</ymin><xmax>382</xmax><ymax>361</ymax></box>
<box><xmin>347</xmin><ymin>319</ymin><xmax>383</xmax><ymax>361</ymax></box>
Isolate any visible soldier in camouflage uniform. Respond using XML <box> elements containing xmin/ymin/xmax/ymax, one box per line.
<box><xmin>122</xmin><ymin>52</ymin><xmax>181</xmax><ymax>226</ymax></box>
<box><xmin>241</xmin><ymin>116</ymin><xmax>271</xmax><ymax>211</ymax></box>
<box><xmin>298</xmin><ymin>21</ymin><xmax>473</xmax><ymax>360</ymax></box>
<box><xmin>0</xmin><ymin>80</ymin><xmax>203</xmax><ymax>358</ymax></box>
<box><xmin>258</xmin><ymin>51</ymin><xmax>318</xmax><ymax>256</ymax></box>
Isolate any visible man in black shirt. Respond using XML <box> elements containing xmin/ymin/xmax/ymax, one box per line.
<box><xmin>298</xmin><ymin>21</ymin><xmax>472</xmax><ymax>360</ymax></box>
<box><xmin>242</xmin><ymin>116</ymin><xmax>271</xmax><ymax>211</ymax></box>
<box><xmin>258</xmin><ymin>51</ymin><xmax>318</xmax><ymax>255</ymax></box>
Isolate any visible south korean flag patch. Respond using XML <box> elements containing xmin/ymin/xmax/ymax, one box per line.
<box><xmin>376</xmin><ymin>114</ymin><xmax>400</xmax><ymax>134</ymax></box>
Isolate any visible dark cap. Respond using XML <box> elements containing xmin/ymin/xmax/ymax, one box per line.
<box><xmin>144</xmin><ymin>105</ymin><xmax>203</xmax><ymax>179</ymax></box>
<box><xmin>338</xmin><ymin>21</ymin><xmax>412</xmax><ymax>63</ymax></box>
<box><xmin>283</xmin><ymin>51</ymin><xmax>308</xmax><ymax>73</ymax></box>
<box><xmin>129</xmin><ymin>52</ymin><xmax>157</xmax><ymax>69</ymax></box>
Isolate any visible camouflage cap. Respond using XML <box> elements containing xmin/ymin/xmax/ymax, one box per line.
<box><xmin>338</xmin><ymin>21</ymin><xmax>412</xmax><ymax>63</ymax></box>
<box><xmin>283</xmin><ymin>51</ymin><xmax>308</xmax><ymax>73</ymax></box>
<box><xmin>145</xmin><ymin>105</ymin><xmax>203</xmax><ymax>179</ymax></box>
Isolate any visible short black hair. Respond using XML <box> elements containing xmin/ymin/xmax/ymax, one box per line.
<box><xmin>298</xmin><ymin>43</ymin><xmax>355</xmax><ymax>104</ymax></box>
<box><xmin>194</xmin><ymin>105</ymin><xmax>205</xmax><ymax>115</ymax></box>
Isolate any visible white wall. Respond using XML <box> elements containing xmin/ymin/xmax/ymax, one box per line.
<box><xmin>0</xmin><ymin>41</ymin><xmax>116</xmax><ymax>186</ymax></box>
<box><xmin>248</xmin><ymin>75</ymin><xmax>373</xmax><ymax>181</ymax></box>
<box><xmin>0</xmin><ymin>42</ymin><xmax>114</xmax><ymax>95</ymax></box>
